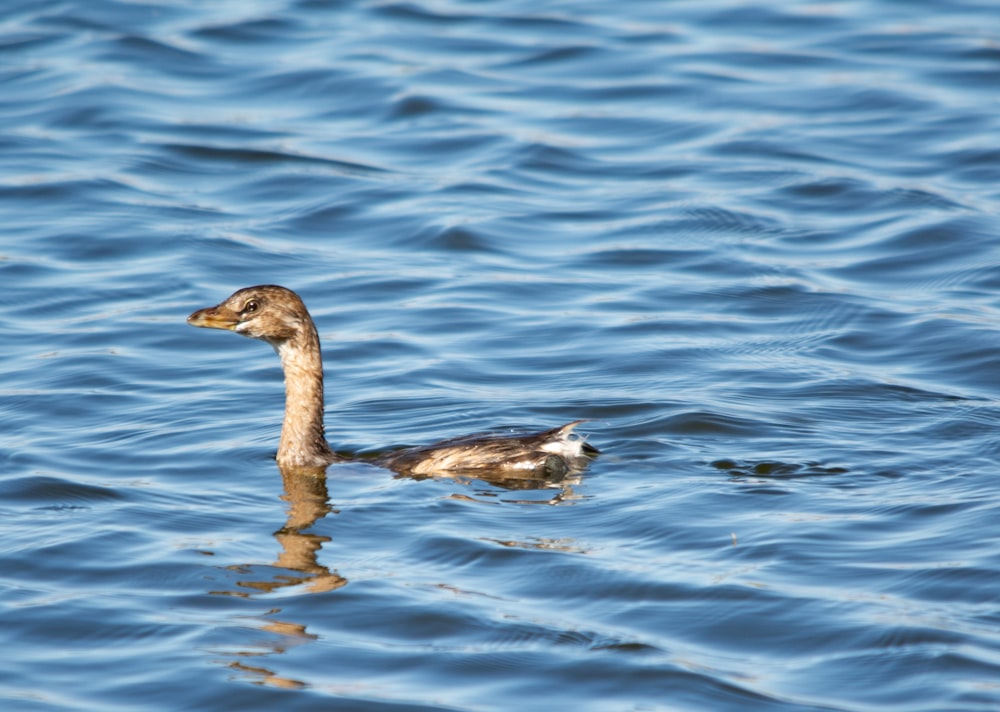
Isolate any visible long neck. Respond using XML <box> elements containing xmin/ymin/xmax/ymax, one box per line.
<box><xmin>274</xmin><ymin>322</ymin><xmax>334</xmax><ymax>468</ymax></box>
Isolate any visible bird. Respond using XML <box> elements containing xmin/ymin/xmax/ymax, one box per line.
<box><xmin>187</xmin><ymin>285</ymin><xmax>597</xmax><ymax>477</ymax></box>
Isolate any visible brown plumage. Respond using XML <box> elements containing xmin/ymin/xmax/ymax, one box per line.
<box><xmin>187</xmin><ymin>285</ymin><xmax>597</xmax><ymax>476</ymax></box>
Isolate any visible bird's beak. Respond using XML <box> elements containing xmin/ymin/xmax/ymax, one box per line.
<box><xmin>187</xmin><ymin>304</ymin><xmax>239</xmax><ymax>331</ymax></box>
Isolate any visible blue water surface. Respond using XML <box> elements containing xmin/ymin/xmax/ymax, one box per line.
<box><xmin>2</xmin><ymin>0</ymin><xmax>999</xmax><ymax>710</ymax></box>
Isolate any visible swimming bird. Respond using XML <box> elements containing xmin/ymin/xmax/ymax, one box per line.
<box><xmin>187</xmin><ymin>285</ymin><xmax>597</xmax><ymax>476</ymax></box>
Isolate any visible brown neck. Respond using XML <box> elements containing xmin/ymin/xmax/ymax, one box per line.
<box><xmin>274</xmin><ymin>323</ymin><xmax>334</xmax><ymax>468</ymax></box>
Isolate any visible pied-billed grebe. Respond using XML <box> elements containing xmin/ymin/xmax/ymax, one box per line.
<box><xmin>187</xmin><ymin>285</ymin><xmax>597</xmax><ymax>475</ymax></box>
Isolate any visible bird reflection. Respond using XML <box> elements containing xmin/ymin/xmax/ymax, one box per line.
<box><xmin>217</xmin><ymin>465</ymin><xmax>347</xmax><ymax>598</ymax></box>
<box><xmin>212</xmin><ymin>460</ymin><xmax>587</xmax><ymax>688</ymax></box>
<box><xmin>211</xmin><ymin>464</ymin><xmax>344</xmax><ymax>689</ymax></box>
<box><xmin>396</xmin><ymin>456</ymin><xmax>588</xmax><ymax>505</ymax></box>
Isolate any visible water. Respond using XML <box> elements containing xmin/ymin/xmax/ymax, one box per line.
<box><xmin>2</xmin><ymin>0</ymin><xmax>999</xmax><ymax>709</ymax></box>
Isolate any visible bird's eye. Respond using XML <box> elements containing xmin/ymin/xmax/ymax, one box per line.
<box><xmin>243</xmin><ymin>299</ymin><xmax>259</xmax><ymax>314</ymax></box>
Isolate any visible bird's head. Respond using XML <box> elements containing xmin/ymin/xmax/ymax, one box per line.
<box><xmin>187</xmin><ymin>285</ymin><xmax>310</xmax><ymax>346</ymax></box>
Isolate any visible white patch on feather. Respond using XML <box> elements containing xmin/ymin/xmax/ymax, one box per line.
<box><xmin>538</xmin><ymin>421</ymin><xmax>588</xmax><ymax>458</ymax></box>
<box><xmin>539</xmin><ymin>435</ymin><xmax>585</xmax><ymax>458</ymax></box>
